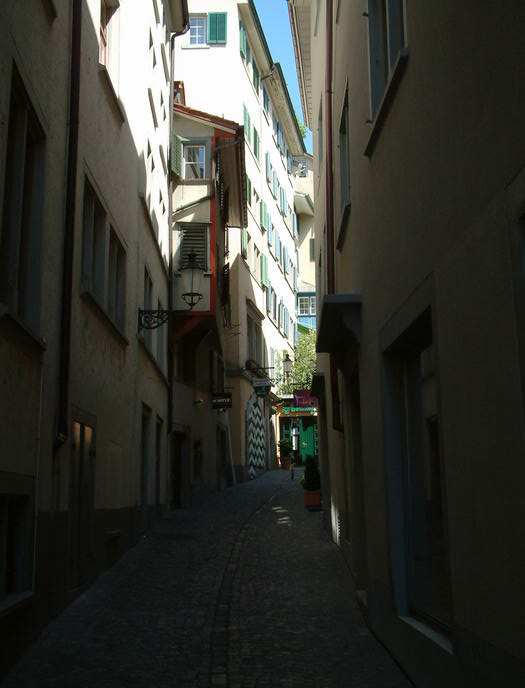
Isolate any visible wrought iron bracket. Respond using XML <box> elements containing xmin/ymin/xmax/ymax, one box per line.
<box><xmin>138</xmin><ymin>309</ymin><xmax>170</xmax><ymax>333</ymax></box>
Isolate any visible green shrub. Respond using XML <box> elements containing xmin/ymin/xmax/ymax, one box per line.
<box><xmin>278</xmin><ymin>438</ymin><xmax>293</xmax><ymax>456</ymax></box>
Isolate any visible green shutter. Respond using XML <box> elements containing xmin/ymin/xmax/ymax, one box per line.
<box><xmin>170</xmin><ymin>134</ymin><xmax>182</xmax><ymax>176</ymax></box>
<box><xmin>241</xmin><ymin>228</ymin><xmax>248</xmax><ymax>258</ymax></box>
<box><xmin>209</xmin><ymin>12</ymin><xmax>227</xmax><ymax>44</ymax></box>
<box><xmin>243</xmin><ymin>105</ymin><xmax>251</xmax><ymax>144</ymax></box>
<box><xmin>261</xmin><ymin>254</ymin><xmax>269</xmax><ymax>287</ymax></box>
<box><xmin>208</xmin><ymin>13</ymin><xmax>217</xmax><ymax>43</ymax></box>
<box><xmin>239</xmin><ymin>21</ymin><xmax>246</xmax><ymax>58</ymax></box>
<box><xmin>260</xmin><ymin>200</ymin><xmax>267</xmax><ymax>230</ymax></box>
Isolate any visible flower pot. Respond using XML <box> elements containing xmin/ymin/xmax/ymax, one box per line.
<box><xmin>304</xmin><ymin>489</ymin><xmax>321</xmax><ymax>509</ymax></box>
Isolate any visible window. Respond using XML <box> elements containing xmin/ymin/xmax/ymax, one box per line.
<box><xmin>143</xmin><ymin>268</ymin><xmax>153</xmax><ymax>349</ymax></box>
<box><xmin>252</xmin><ymin>59</ymin><xmax>260</xmax><ymax>93</ymax></box>
<box><xmin>260</xmin><ymin>200</ymin><xmax>268</xmax><ymax>230</ymax></box>
<box><xmin>383</xmin><ymin>306</ymin><xmax>452</xmax><ymax>632</ymax></box>
<box><xmin>178</xmin><ymin>223</ymin><xmax>209</xmax><ymax>271</ymax></box>
<box><xmin>339</xmin><ymin>88</ymin><xmax>350</xmax><ymax>209</ymax></box>
<box><xmin>108</xmin><ymin>229</ymin><xmax>126</xmax><ymax>331</ymax></box>
<box><xmin>265</xmin><ymin>152</ymin><xmax>272</xmax><ymax>182</ymax></box>
<box><xmin>253</xmin><ymin>127</ymin><xmax>260</xmax><ymax>161</ymax></box>
<box><xmin>99</xmin><ymin>0</ymin><xmax>119</xmax><ymax>82</ymax></box>
<box><xmin>189</xmin><ymin>15</ymin><xmax>206</xmax><ymax>45</ymax></box>
<box><xmin>243</xmin><ymin>105</ymin><xmax>251</xmax><ymax>146</ymax></box>
<box><xmin>368</xmin><ymin>0</ymin><xmax>405</xmax><ymax>118</ymax></box>
<box><xmin>207</xmin><ymin>12</ymin><xmax>227</xmax><ymax>45</ymax></box>
<box><xmin>299</xmin><ymin>296</ymin><xmax>309</xmax><ymax>315</ymax></box>
<box><xmin>272</xmin><ymin>170</ymin><xmax>278</xmax><ymax>198</ymax></box>
<box><xmin>81</xmin><ymin>180</ymin><xmax>106</xmax><ymax>305</ymax></box>
<box><xmin>317</xmin><ymin>98</ymin><xmax>323</xmax><ymax>171</ymax></box>
<box><xmin>183</xmin><ymin>143</ymin><xmax>206</xmax><ymax>179</ymax></box>
<box><xmin>253</xmin><ymin>245</ymin><xmax>260</xmax><ymax>281</ymax></box>
<box><xmin>241</xmin><ymin>228</ymin><xmax>248</xmax><ymax>259</ymax></box>
<box><xmin>263</xmin><ymin>87</ymin><xmax>270</xmax><ymax>117</ymax></box>
<box><xmin>272</xmin><ymin>290</ymin><xmax>277</xmax><ymax>322</ymax></box>
<box><xmin>247</xmin><ymin>311</ymin><xmax>262</xmax><ymax>365</ymax></box>
<box><xmin>309</xmin><ymin>237</ymin><xmax>315</xmax><ymax>262</ymax></box>
<box><xmin>245</xmin><ymin>175</ymin><xmax>253</xmax><ymax>208</ymax></box>
<box><xmin>0</xmin><ymin>67</ymin><xmax>45</xmax><ymax>331</ymax></box>
<box><xmin>239</xmin><ymin>21</ymin><xmax>247</xmax><ymax>58</ymax></box>
<box><xmin>261</xmin><ymin>254</ymin><xmax>269</xmax><ymax>288</ymax></box>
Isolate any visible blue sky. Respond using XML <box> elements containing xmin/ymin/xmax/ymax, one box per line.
<box><xmin>253</xmin><ymin>0</ymin><xmax>313</xmax><ymax>153</ymax></box>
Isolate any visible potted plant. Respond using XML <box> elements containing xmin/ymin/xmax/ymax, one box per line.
<box><xmin>278</xmin><ymin>438</ymin><xmax>293</xmax><ymax>469</ymax></box>
<box><xmin>301</xmin><ymin>457</ymin><xmax>321</xmax><ymax>509</ymax></box>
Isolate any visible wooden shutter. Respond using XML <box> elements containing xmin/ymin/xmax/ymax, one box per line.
<box><xmin>265</xmin><ymin>152</ymin><xmax>271</xmax><ymax>181</ymax></box>
<box><xmin>241</xmin><ymin>228</ymin><xmax>248</xmax><ymax>258</ymax></box>
<box><xmin>239</xmin><ymin>21</ymin><xmax>246</xmax><ymax>58</ymax></box>
<box><xmin>180</xmin><ymin>224</ymin><xmax>207</xmax><ymax>270</ymax></box>
<box><xmin>208</xmin><ymin>13</ymin><xmax>227</xmax><ymax>44</ymax></box>
<box><xmin>216</xmin><ymin>13</ymin><xmax>227</xmax><ymax>43</ymax></box>
<box><xmin>170</xmin><ymin>134</ymin><xmax>183</xmax><ymax>176</ymax></box>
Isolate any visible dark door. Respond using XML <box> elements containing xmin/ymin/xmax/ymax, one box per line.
<box><xmin>70</xmin><ymin>421</ymin><xmax>95</xmax><ymax>590</ymax></box>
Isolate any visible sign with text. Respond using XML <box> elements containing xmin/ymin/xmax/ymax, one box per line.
<box><xmin>253</xmin><ymin>378</ymin><xmax>271</xmax><ymax>397</ymax></box>
<box><xmin>212</xmin><ymin>393</ymin><xmax>232</xmax><ymax>409</ymax></box>
<box><xmin>293</xmin><ymin>389</ymin><xmax>317</xmax><ymax>408</ymax></box>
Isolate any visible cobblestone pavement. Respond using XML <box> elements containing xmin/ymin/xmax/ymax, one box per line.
<box><xmin>3</xmin><ymin>470</ymin><xmax>411</xmax><ymax>688</ymax></box>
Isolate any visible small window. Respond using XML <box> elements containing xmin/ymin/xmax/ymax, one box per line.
<box><xmin>309</xmin><ymin>237</ymin><xmax>315</xmax><ymax>262</ymax></box>
<box><xmin>0</xmin><ymin>67</ymin><xmax>45</xmax><ymax>331</ymax></box>
<box><xmin>339</xmin><ymin>88</ymin><xmax>350</xmax><ymax>209</ymax></box>
<box><xmin>368</xmin><ymin>0</ymin><xmax>405</xmax><ymax>118</ymax></box>
<box><xmin>81</xmin><ymin>180</ymin><xmax>106</xmax><ymax>305</ymax></box>
<box><xmin>310</xmin><ymin>296</ymin><xmax>316</xmax><ymax>315</ymax></box>
<box><xmin>143</xmin><ymin>268</ymin><xmax>153</xmax><ymax>348</ymax></box>
<box><xmin>183</xmin><ymin>143</ymin><xmax>206</xmax><ymax>179</ymax></box>
<box><xmin>243</xmin><ymin>105</ymin><xmax>251</xmax><ymax>145</ymax></box>
<box><xmin>253</xmin><ymin>128</ymin><xmax>260</xmax><ymax>161</ymax></box>
<box><xmin>252</xmin><ymin>59</ymin><xmax>260</xmax><ymax>92</ymax></box>
<box><xmin>108</xmin><ymin>229</ymin><xmax>126</xmax><ymax>331</ymax></box>
<box><xmin>298</xmin><ymin>296</ymin><xmax>309</xmax><ymax>315</ymax></box>
<box><xmin>189</xmin><ymin>15</ymin><xmax>206</xmax><ymax>45</ymax></box>
<box><xmin>263</xmin><ymin>87</ymin><xmax>270</xmax><ymax>117</ymax></box>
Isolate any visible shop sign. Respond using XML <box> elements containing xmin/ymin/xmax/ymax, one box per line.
<box><xmin>253</xmin><ymin>378</ymin><xmax>271</xmax><ymax>397</ymax></box>
<box><xmin>212</xmin><ymin>393</ymin><xmax>232</xmax><ymax>409</ymax></box>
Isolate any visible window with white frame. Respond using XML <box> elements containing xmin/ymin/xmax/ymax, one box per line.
<box><xmin>310</xmin><ymin>296</ymin><xmax>316</xmax><ymax>315</ymax></box>
<box><xmin>0</xmin><ymin>67</ymin><xmax>45</xmax><ymax>332</ymax></box>
<box><xmin>368</xmin><ymin>0</ymin><xmax>405</xmax><ymax>118</ymax></box>
<box><xmin>189</xmin><ymin>15</ymin><xmax>206</xmax><ymax>45</ymax></box>
<box><xmin>298</xmin><ymin>296</ymin><xmax>309</xmax><ymax>315</ymax></box>
<box><xmin>183</xmin><ymin>143</ymin><xmax>206</xmax><ymax>179</ymax></box>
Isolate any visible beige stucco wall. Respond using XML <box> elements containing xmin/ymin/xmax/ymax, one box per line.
<box><xmin>307</xmin><ymin>0</ymin><xmax>525</xmax><ymax>682</ymax></box>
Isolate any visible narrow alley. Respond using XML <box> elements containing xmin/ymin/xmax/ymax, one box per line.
<box><xmin>3</xmin><ymin>472</ymin><xmax>410</xmax><ymax>688</ymax></box>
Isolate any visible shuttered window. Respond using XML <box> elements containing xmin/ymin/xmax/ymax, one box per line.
<box><xmin>267</xmin><ymin>217</ymin><xmax>273</xmax><ymax>248</ymax></box>
<box><xmin>265</xmin><ymin>151</ymin><xmax>271</xmax><ymax>182</ymax></box>
<box><xmin>208</xmin><ymin>12</ymin><xmax>227</xmax><ymax>44</ymax></box>
<box><xmin>179</xmin><ymin>224</ymin><xmax>208</xmax><ymax>270</ymax></box>
<box><xmin>261</xmin><ymin>254</ymin><xmax>269</xmax><ymax>288</ymax></box>
<box><xmin>243</xmin><ymin>105</ymin><xmax>251</xmax><ymax>145</ymax></box>
<box><xmin>239</xmin><ymin>21</ymin><xmax>246</xmax><ymax>58</ymax></box>
<box><xmin>241</xmin><ymin>228</ymin><xmax>248</xmax><ymax>259</ymax></box>
<box><xmin>171</xmin><ymin>134</ymin><xmax>183</xmax><ymax>176</ymax></box>
<box><xmin>260</xmin><ymin>200</ymin><xmax>268</xmax><ymax>230</ymax></box>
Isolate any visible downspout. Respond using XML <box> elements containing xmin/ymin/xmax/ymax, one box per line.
<box><xmin>57</xmin><ymin>0</ymin><xmax>82</xmax><ymax>441</ymax></box>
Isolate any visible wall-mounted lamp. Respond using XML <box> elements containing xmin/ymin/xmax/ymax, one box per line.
<box><xmin>137</xmin><ymin>250</ymin><xmax>204</xmax><ymax>332</ymax></box>
<box><xmin>283</xmin><ymin>352</ymin><xmax>293</xmax><ymax>380</ymax></box>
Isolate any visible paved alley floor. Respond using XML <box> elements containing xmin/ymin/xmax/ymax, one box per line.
<box><xmin>3</xmin><ymin>470</ymin><xmax>411</xmax><ymax>688</ymax></box>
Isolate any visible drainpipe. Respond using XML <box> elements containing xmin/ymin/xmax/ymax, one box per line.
<box><xmin>57</xmin><ymin>0</ymin><xmax>82</xmax><ymax>441</ymax></box>
<box><xmin>325</xmin><ymin>0</ymin><xmax>334</xmax><ymax>294</ymax></box>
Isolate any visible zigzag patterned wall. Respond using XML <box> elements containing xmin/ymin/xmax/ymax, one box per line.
<box><xmin>246</xmin><ymin>393</ymin><xmax>266</xmax><ymax>480</ymax></box>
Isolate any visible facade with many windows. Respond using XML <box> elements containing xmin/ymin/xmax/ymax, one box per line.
<box><xmin>290</xmin><ymin>0</ymin><xmax>525</xmax><ymax>685</ymax></box>
<box><xmin>0</xmin><ymin>0</ymin><xmax>189</xmax><ymax>675</ymax></box>
<box><xmin>174</xmin><ymin>0</ymin><xmax>306</xmax><ymax>481</ymax></box>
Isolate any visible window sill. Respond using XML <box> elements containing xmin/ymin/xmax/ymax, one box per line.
<box><xmin>98</xmin><ymin>64</ymin><xmax>125</xmax><ymax>125</ymax></box>
<box><xmin>364</xmin><ymin>48</ymin><xmax>409</xmax><ymax>157</ymax></box>
<box><xmin>181</xmin><ymin>44</ymin><xmax>210</xmax><ymax>50</ymax></box>
<box><xmin>139</xmin><ymin>338</ymin><xmax>169</xmax><ymax>387</ymax></box>
<box><xmin>0</xmin><ymin>591</ymin><xmax>35</xmax><ymax>619</ymax></box>
<box><xmin>398</xmin><ymin>616</ymin><xmax>453</xmax><ymax>655</ymax></box>
<box><xmin>80</xmin><ymin>289</ymin><xmax>129</xmax><ymax>347</ymax></box>
<box><xmin>0</xmin><ymin>304</ymin><xmax>47</xmax><ymax>353</ymax></box>
<box><xmin>336</xmin><ymin>202</ymin><xmax>351</xmax><ymax>251</ymax></box>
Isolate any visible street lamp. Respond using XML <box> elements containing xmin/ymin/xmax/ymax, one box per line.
<box><xmin>282</xmin><ymin>352</ymin><xmax>293</xmax><ymax>380</ymax></box>
<box><xmin>137</xmin><ymin>250</ymin><xmax>204</xmax><ymax>332</ymax></box>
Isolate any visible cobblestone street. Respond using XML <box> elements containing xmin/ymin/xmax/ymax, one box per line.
<box><xmin>3</xmin><ymin>471</ymin><xmax>411</xmax><ymax>688</ymax></box>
